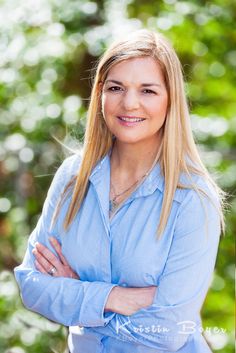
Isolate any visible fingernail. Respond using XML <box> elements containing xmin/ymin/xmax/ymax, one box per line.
<box><xmin>49</xmin><ymin>237</ymin><xmax>55</xmax><ymax>243</ymax></box>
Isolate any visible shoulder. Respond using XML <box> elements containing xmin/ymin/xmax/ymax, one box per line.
<box><xmin>57</xmin><ymin>153</ymin><xmax>82</xmax><ymax>178</ymax></box>
<box><xmin>48</xmin><ymin>153</ymin><xmax>82</xmax><ymax>194</ymax></box>
<box><xmin>174</xmin><ymin>170</ymin><xmax>219</xmax><ymax>207</ymax></box>
<box><xmin>174</xmin><ymin>174</ymin><xmax>221</xmax><ymax>236</ymax></box>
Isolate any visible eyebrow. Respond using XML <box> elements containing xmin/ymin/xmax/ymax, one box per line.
<box><xmin>105</xmin><ymin>79</ymin><xmax>162</xmax><ymax>87</ymax></box>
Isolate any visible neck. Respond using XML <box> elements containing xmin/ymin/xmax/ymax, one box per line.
<box><xmin>110</xmin><ymin>136</ymin><xmax>162</xmax><ymax>179</ymax></box>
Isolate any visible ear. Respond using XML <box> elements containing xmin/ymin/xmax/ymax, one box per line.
<box><xmin>98</xmin><ymin>80</ymin><xmax>103</xmax><ymax>90</ymax></box>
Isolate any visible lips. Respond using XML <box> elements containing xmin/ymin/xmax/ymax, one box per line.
<box><xmin>116</xmin><ymin>116</ymin><xmax>146</xmax><ymax>127</ymax></box>
<box><xmin>117</xmin><ymin>115</ymin><xmax>146</xmax><ymax>122</ymax></box>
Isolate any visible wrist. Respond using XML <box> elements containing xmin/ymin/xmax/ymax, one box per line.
<box><xmin>104</xmin><ymin>286</ymin><xmax>121</xmax><ymax>313</ymax></box>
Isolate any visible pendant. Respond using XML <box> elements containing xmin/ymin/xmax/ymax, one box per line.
<box><xmin>109</xmin><ymin>199</ymin><xmax>118</xmax><ymax>213</ymax></box>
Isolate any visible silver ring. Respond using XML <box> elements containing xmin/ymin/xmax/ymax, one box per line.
<box><xmin>48</xmin><ymin>266</ymin><xmax>57</xmax><ymax>276</ymax></box>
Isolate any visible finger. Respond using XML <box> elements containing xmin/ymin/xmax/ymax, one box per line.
<box><xmin>48</xmin><ymin>239</ymin><xmax>80</xmax><ymax>279</ymax></box>
<box><xmin>33</xmin><ymin>247</ymin><xmax>61</xmax><ymax>275</ymax></box>
<box><xmin>35</xmin><ymin>242</ymin><xmax>62</xmax><ymax>269</ymax></box>
<box><xmin>70</xmin><ymin>271</ymin><xmax>80</xmax><ymax>280</ymax></box>
<box><xmin>49</xmin><ymin>237</ymin><xmax>68</xmax><ymax>266</ymax></box>
<box><xmin>33</xmin><ymin>248</ymin><xmax>53</xmax><ymax>271</ymax></box>
<box><xmin>34</xmin><ymin>259</ymin><xmax>48</xmax><ymax>274</ymax></box>
<box><xmin>33</xmin><ymin>249</ymin><xmax>60</xmax><ymax>276</ymax></box>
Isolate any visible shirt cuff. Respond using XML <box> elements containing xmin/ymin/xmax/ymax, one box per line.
<box><xmin>79</xmin><ymin>281</ymin><xmax>117</xmax><ymax>327</ymax></box>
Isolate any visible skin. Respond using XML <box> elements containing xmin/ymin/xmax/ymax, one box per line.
<box><xmin>102</xmin><ymin>57</ymin><xmax>168</xmax><ymax>149</ymax></box>
<box><xmin>33</xmin><ymin>237</ymin><xmax>79</xmax><ymax>279</ymax></box>
<box><xmin>102</xmin><ymin>57</ymin><xmax>168</xmax><ymax>202</ymax></box>
<box><xmin>33</xmin><ymin>57</ymin><xmax>168</xmax><ymax>316</ymax></box>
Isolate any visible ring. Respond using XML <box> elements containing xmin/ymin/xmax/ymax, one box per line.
<box><xmin>48</xmin><ymin>266</ymin><xmax>57</xmax><ymax>276</ymax></box>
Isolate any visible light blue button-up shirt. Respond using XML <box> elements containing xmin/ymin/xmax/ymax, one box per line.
<box><xmin>14</xmin><ymin>151</ymin><xmax>221</xmax><ymax>352</ymax></box>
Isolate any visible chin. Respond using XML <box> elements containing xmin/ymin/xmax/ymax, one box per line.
<box><xmin>114</xmin><ymin>135</ymin><xmax>146</xmax><ymax>145</ymax></box>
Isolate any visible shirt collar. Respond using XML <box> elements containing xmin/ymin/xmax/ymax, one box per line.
<box><xmin>89</xmin><ymin>151</ymin><xmax>165</xmax><ymax>198</ymax></box>
<box><xmin>89</xmin><ymin>152</ymin><xmax>165</xmax><ymax>229</ymax></box>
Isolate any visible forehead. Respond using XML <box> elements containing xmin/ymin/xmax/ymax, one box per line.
<box><xmin>106</xmin><ymin>57</ymin><xmax>164</xmax><ymax>82</ymax></box>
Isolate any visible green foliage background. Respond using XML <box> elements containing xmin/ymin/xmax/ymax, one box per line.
<box><xmin>0</xmin><ymin>0</ymin><xmax>235</xmax><ymax>352</ymax></box>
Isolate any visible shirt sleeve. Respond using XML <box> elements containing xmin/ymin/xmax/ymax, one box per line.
<box><xmin>89</xmin><ymin>185</ymin><xmax>221</xmax><ymax>351</ymax></box>
<box><xmin>14</xmin><ymin>155</ymin><xmax>116</xmax><ymax>327</ymax></box>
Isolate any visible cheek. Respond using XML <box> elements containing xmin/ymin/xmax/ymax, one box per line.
<box><xmin>101</xmin><ymin>94</ymin><xmax>111</xmax><ymax>115</ymax></box>
<box><xmin>150</xmin><ymin>97</ymin><xmax>168</xmax><ymax>119</ymax></box>
<box><xmin>102</xmin><ymin>94</ymin><xmax>120</xmax><ymax>115</ymax></box>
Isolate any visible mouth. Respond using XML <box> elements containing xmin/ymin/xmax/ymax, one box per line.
<box><xmin>117</xmin><ymin>115</ymin><xmax>146</xmax><ymax>125</ymax></box>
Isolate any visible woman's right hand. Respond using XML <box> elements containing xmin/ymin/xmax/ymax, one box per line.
<box><xmin>105</xmin><ymin>285</ymin><xmax>157</xmax><ymax>316</ymax></box>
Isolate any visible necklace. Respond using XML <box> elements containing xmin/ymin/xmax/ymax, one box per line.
<box><xmin>109</xmin><ymin>148</ymin><xmax>162</xmax><ymax>214</ymax></box>
<box><xmin>110</xmin><ymin>171</ymin><xmax>149</xmax><ymax>212</ymax></box>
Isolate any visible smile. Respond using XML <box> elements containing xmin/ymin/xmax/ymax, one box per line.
<box><xmin>117</xmin><ymin>116</ymin><xmax>146</xmax><ymax>123</ymax></box>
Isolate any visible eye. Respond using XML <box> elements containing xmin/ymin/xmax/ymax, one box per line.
<box><xmin>107</xmin><ymin>86</ymin><xmax>123</xmax><ymax>92</ymax></box>
<box><xmin>142</xmin><ymin>89</ymin><xmax>156</xmax><ymax>94</ymax></box>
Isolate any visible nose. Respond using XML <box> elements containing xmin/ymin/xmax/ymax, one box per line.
<box><xmin>122</xmin><ymin>89</ymin><xmax>140</xmax><ymax>111</ymax></box>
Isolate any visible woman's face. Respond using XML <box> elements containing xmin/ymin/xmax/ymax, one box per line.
<box><xmin>101</xmin><ymin>56</ymin><xmax>168</xmax><ymax>147</ymax></box>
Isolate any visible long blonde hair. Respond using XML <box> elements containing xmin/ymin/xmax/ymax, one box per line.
<box><xmin>53</xmin><ymin>29</ymin><xmax>226</xmax><ymax>237</ymax></box>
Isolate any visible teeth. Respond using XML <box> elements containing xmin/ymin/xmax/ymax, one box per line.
<box><xmin>119</xmin><ymin>116</ymin><xmax>144</xmax><ymax>122</ymax></box>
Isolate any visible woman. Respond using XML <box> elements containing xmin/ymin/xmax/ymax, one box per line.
<box><xmin>14</xmin><ymin>29</ymin><xmax>225</xmax><ymax>352</ymax></box>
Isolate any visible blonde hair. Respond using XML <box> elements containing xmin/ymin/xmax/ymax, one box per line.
<box><xmin>53</xmin><ymin>29</ymin><xmax>226</xmax><ymax>237</ymax></box>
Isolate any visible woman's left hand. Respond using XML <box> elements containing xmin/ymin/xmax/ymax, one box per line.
<box><xmin>32</xmin><ymin>237</ymin><xmax>79</xmax><ymax>279</ymax></box>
